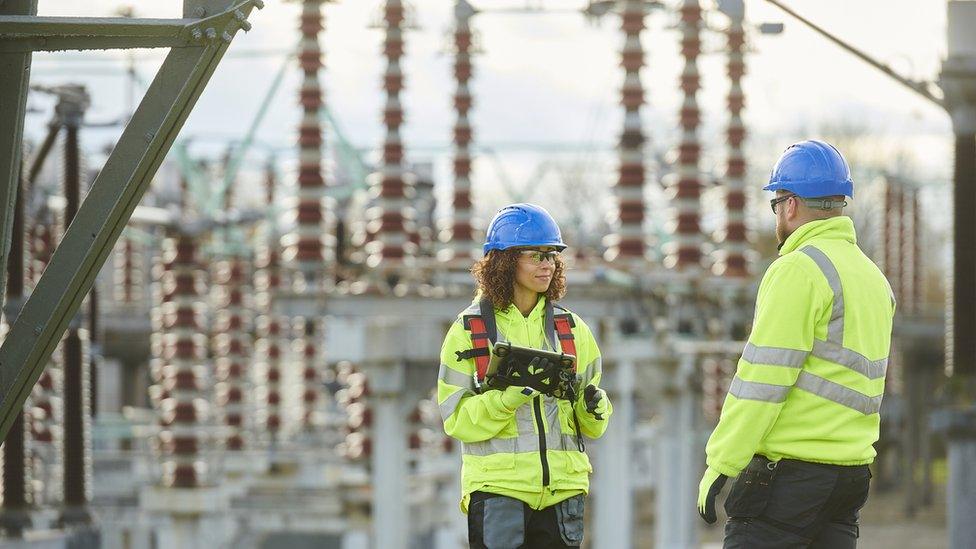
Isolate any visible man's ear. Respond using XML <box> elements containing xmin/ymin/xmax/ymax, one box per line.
<box><xmin>787</xmin><ymin>196</ymin><xmax>800</xmax><ymax>220</ymax></box>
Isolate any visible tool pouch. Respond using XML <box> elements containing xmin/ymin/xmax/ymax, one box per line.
<box><xmin>554</xmin><ymin>494</ymin><xmax>585</xmax><ymax>546</ymax></box>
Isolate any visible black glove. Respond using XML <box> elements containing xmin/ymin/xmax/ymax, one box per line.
<box><xmin>697</xmin><ymin>468</ymin><xmax>729</xmax><ymax>524</ymax></box>
<box><xmin>583</xmin><ymin>384</ymin><xmax>605</xmax><ymax>420</ymax></box>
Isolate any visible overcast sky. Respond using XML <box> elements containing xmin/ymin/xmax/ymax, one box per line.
<box><xmin>22</xmin><ymin>0</ymin><xmax>954</xmax><ymax>242</ymax></box>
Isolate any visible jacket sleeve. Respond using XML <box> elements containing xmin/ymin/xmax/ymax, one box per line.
<box><xmin>437</xmin><ymin>319</ymin><xmax>522</xmax><ymax>443</ymax></box>
<box><xmin>705</xmin><ymin>255</ymin><xmax>827</xmax><ymax>477</ymax></box>
<box><xmin>570</xmin><ymin>315</ymin><xmax>613</xmax><ymax>439</ymax></box>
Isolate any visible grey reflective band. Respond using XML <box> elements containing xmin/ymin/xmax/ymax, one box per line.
<box><xmin>578</xmin><ymin>357</ymin><xmax>602</xmax><ymax>384</ymax></box>
<box><xmin>800</xmin><ymin>246</ymin><xmax>845</xmax><ymax>344</ymax></box>
<box><xmin>741</xmin><ymin>343</ymin><xmax>808</xmax><ymax>368</ymax></box>
<box><xmin>438</xmin><ymin>389</ymin><xmax>468</xmax><ymax>421</ymax></box>
<box><xmin>811</xmin><ymin>340</ymin><xmax>887</xmax><ymax>380</ymax></box>
<box><xmin>728</xmin><ymin>376</ymin><xmax>791</xmax><ymax>403</ymax></box>
<box><xmin>543</xmin><ymin>397</ymin><xmax>560</xmax><ymax>437</ymax></box>
<box><xmin>462</xmin><ymin>431</ymin><xmax>580</xmax><ymax>456</ymax></box>
<box><xmin>439</xmin><ymin>363</ymin><xmax>473</xmax><ymax>389</ymax></box>
<box><xmin>516</xmin><ymin>404</ymin><xmax>535</xmax><ymax>435</ymax></box>
<box><xmin>799</xmin><ymin>245</ymin><xmax>890</xmax><ymax>381</ymax></box>
<box><xmin>795</xmin><ymin>371</ymin><xmax>882</xmax><ymax>415</ymax></box>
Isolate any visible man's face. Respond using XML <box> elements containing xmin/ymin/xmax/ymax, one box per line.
<box><xmin>774</xmin><ymin>191</ymin><xmax>793</xmax><ymax>245</ymax></box>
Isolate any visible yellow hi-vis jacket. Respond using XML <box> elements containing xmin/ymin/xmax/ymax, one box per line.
<box><xmin>437</xmin><ymin>296</ymin><xmax>612</xmax><ymax>514</ymax></box>
<box><xmin>706</xmin><ymin>216</ymin><xmax>895</xmax><ymax>478</ymax></box>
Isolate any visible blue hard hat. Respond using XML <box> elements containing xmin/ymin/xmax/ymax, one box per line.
<box><xmin>764</xmin><ymin>140</ymin><xmax>854</xmax><ymax>198</ymax></box>
<box><xmin>483</xmin><ymin>203</ymin><xmax>567</xmax><ymax>254</ymax></box>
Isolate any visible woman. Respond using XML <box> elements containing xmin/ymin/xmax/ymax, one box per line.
<box><xmin>437</xmin><ymin>203</ymin><xmax>612</xmax><ymax>548</ymax></box>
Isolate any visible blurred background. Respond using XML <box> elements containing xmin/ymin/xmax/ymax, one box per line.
<box><xmin>0</xmin><ymin>0</ymin><xmax>968</xmax><ymax>547</ymax></box>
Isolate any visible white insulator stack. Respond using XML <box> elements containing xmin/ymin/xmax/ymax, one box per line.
<box><xmin>713</xmin><ymin>15</ymin><xmax>750</xmax><ymax>277</ymax></box>
<box><xmin>255</xmin><ymin>158</ymin><xmax>291</xmax><ymax>440</ymax></box>
<box><xmin>282</xmin><ymin>0</ymin><xmax>336</xmax><ymax>290</ymax></box>
<box><xmin>365</xmin><ymin>0</ymin><xmax>417</xmax><ymax>270</ymax></box>
<box><xmin>29</xmin><ymin>342</ymin><xmax>62</xmax><ymax>506</ymax></box>
<box><xmin>439</xmin><ymin>1</ymin><xmax>479</xmax><ymax>264</ymax></box>
<box><xmin>294</xmin><ymin>317</ymin><xmax>322</xmax><ymax>431</ymax></box>
<box><xmin>150</xmin><ymin>235</ymin><xmax>209</xmax><ymax>488</ymax></box>
<box><xmin>665</xmin><ymin>0</ymin><xmax>705</xmax><ymax>270</ymax></box>
<box><xmin>113</xmin><ymin>235</ymin><xmax>145</xmax><ymax>305</ymax></box>
<box><xmin>606</xmin><ymin>0</ymin><xmax>649</xmax><ymax>263</ymax></box>
<box><xmin>212</xmin><ymin>258</ymin><xmax>253</xmax><ymax>451</ymax></box>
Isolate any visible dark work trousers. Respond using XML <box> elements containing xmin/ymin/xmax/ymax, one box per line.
<box><xmin>724</xmin><ymin>455</ymin><xmax>872</xmax><ymax>549</ymax></box>
<box><xmin>468</xmin><ymin>491</ymin><xmax>585</xmax><ymax>549</ymax></box>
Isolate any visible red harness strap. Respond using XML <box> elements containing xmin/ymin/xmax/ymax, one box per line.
<box><xmin>458</xmin><ymin>301</ymin><xmax>577</xmax><ymax>386</ymax></box>
<box><xmin>466</xmin><ymin>316</ymin><xmax>493</xmax><ymax>383</ymax></box>
<box><xmin>553</xmin><ymin>313</ymin><xmax>577</xmax><ymax>368</ymax></box>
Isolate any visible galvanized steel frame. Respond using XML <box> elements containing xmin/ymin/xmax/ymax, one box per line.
<box><xmin>0</xmin><ymin>0</ymin><xmax>262</xmax><ymax>442</ymax></box>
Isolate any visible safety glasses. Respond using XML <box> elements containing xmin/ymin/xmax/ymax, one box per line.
<box><xmin>518</xmin><ymin>249</ymin><xmax>559</xmax><ymax>265</ymax></box>
<box><xmin>769</xmin><ymin>194</ymin><xmax>796</xmax><ymax>214</ymax></box>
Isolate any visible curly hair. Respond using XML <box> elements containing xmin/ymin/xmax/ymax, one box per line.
<box><xmin>471</xmin><ymin>249</ymin><xmax>567</xmax><ymax>310</ymax></box>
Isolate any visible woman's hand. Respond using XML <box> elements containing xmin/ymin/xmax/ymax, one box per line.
<box><xmin>499</xmin><ymin>384</ymin><xmax>539</xmax><ymax>411</ymax></box>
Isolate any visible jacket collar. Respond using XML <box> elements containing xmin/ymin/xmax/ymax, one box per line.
<box><xmin>779</xmin><ymin>216</ymin><xmax>857</xmax><ymax>256</ymax></box>
<box><xmin>497</xmin><ymin>295</ymin><xmax>547</xmax><ymax>322</ymax></box>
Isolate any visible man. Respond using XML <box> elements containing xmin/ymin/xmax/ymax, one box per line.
<box><xmin>697</xmin><ymin>140</ymin><xmax>896</xmax><ymax>548</ymax></box>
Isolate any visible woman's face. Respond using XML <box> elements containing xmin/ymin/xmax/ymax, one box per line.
<box><xmin>514</xmin><ymin>247</ymin><xmax>558</xmax><ymax>295</ymax></box>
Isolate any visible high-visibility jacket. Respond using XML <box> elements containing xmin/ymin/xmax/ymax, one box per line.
<box><xmin>438</xmin><ymin>296</ymin><xmax>612</xmax><ymax>513</ymax></box>
<box><xmin>706</xmin><ymin>216</ymin><xmax>895</xmax><ymax>478</ymax></box>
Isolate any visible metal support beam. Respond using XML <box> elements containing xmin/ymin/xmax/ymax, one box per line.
<box><xmin>0</xmin><ymin>0</ymin><xmax>262</xmax><ymax>443</ymax></box>
<box><xmin>0</xmin><ymin>0</ymin><xmax>36</xmax><ymax>316</ymax></box>
<box><xmin>0</xmin><ymin>9</ymin><xmax>255</xmax><ymax>52</ymax></box>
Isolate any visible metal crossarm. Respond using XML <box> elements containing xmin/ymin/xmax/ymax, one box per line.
<box><xmin>0</xmin><ymin>0</ymin><xmax>263</xmax><ymax>442</ymax></box>
<box><xmin>0</xmin><ymin>4</ymin><xmax>257</xmax><ymax>52</ymax></box>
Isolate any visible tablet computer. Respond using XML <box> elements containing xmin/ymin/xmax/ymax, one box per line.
<box><xmin>486</xmin><ymin>341</ymin><xmax>576</xmax><ymax>388</ymax></box>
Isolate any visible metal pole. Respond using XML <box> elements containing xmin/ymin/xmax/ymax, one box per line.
<box><xmin>1</xmin><ymin>162</ymin><xmax>31</xmax><ymax>537</ymax></box>
<box><xmin>948</xmin><ymin>410</ymin><xmax>976</xmax><ymax>549</ymax></box>
<box><xmin>941</xmin><ymin>5</ymin><xmax>976</xmax><ymax>544</ymax></box>
<box><xmin>946</xmin><ymin>132</ymin><xmax>976</xmax><ymax>549</ymax></box>
<box><xmin>655</xmin><ymin>352</ymin><xmax>698</xmax><ymax>549</ymax></box>
<box><xmin>593</xmin><ymin>357</ymin><xmax>634</xmax><ymax>548</ymax></box>
<box><xmin>370</xmin><ymin>361</ymin><xmax>407</xmax><ymax>549</ymax></box>
<box><xmin>57</xmin><ymin>101</ymin><xmax>93</xmax><ymax>526</ymax></box>
<box><xmin>0</xmin><ymin>0</ymin><xmax>37</xmax><ymax>309</ymax></box>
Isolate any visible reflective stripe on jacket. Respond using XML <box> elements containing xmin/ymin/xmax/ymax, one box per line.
<box><xmin>706</xmin><ymin>216</ymin><xmax>895</xmax><ymax>478</ymax></box>
<box><xmin>437</xmin><ymin>296</ymin><xmax>612</xmax><ymax>513</ymax></box>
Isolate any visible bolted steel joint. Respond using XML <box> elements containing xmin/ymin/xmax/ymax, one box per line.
<box><xmin>191</xmin><ymin>28</ymin><xmax>203</xmax><ymax>40</ymax></box>
<box><xmin>205</xmin><ymin>27</ymin><xmax>217</xmax><ymax>40</ymax></box>
<box><xmin>240</xmin><ymin>20</ymin><xmax>252</xmax><ymax>32</ymax></box>
<box><xmin>234</xmin><ymin>9</ymin><xmax>246</xmax><ymax>21</ymax></box>
<box><xmin>252</xmin><ymin>0</ymin><xmax>265</xmax><ymax>9</ymax></box>
<box><xmin>222</xmin><ymin>31</ymin><xmax>233</xmax><ymax>43</ymax></box>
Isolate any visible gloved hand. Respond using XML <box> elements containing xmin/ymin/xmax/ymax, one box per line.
<box><xmin>697</xmin><ymin>467</ymin><xmax>729</xmax><ymax>524</ymax></box>
<box><xmin>499</xmin><ymin>384</ymin><xmax>538</xmax><ymax>411</ymax></box>
<box><xmin>581</xmin><ymin>384</ymin><xmax>606</xmax><ymax>420</ymax></box>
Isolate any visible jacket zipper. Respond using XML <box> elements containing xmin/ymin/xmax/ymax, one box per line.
<box><xmin>533</xmin><ymin>396</ymin><xmax>550</xmax><ymax>487</ymax></box>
